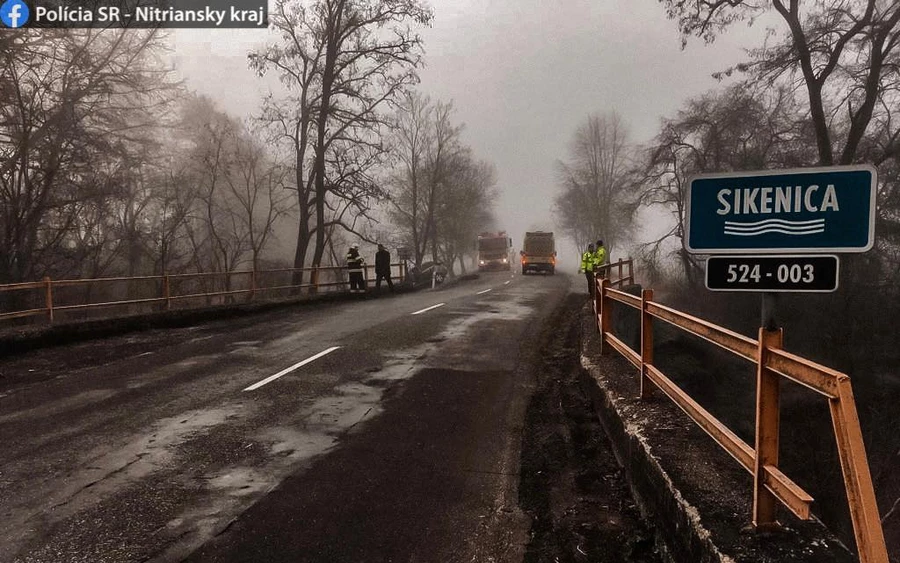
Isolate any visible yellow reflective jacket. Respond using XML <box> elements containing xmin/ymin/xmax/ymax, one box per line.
<box><xmin>579</xmin><ymin>251</ymin><xmax>595</xmax><ymax>274</ymax></box>
<box><xmin>593</xmin><ymin>246</ymin><xmax>607</xmax><ymax>269</ymax></box>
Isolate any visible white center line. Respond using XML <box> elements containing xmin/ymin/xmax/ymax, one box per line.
<box><xmin>243</xmin><ymin>346</ymin><xmax>341</xmax><ymax>392</ymax></box>
<box><xmin>476</xmin><ymin>288</ymin><xmax>492</xmax><ymax>295</ymax></box>
<box><xmin>411</xmin><ymin>303</ymin><xmax>445</xmax><ymax>315</ymax></box>
<box><xmin>504</xmin><ymin>281</ymin><xmax>511</xmax><ymax>285</ymax></box>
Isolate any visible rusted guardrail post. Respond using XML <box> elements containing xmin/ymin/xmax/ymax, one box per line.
<box><xmin>599</xmin><ymin>278</ymin><xmax>612</xmax><ymax>355</ymax></box>
<box><xmin>753</xmin><ymin>327</ymin><xmax>784</xmax><ymax>529</ymax></box>
<box><xmin>640</xmin><ymin>288</ymin><xmax>654</xmax><ymax>399</ymax></box>
<box><xmin>831</xmin><ymin>378</ymin><xmax>890</xmax><ymax>563</ymax></box>
<box><xmin>617</xmin><ymin>258</ymin><xmax>623</xmax><ymax>284</ymax></box>
<box><xmin>163</xmin><ymin>274</ymin><xmax>171</xmax><ymax>310</ymax></box>
<box><xmin>44</xmin><ymin>276</ymin><xmax>54</xmax><ymax>323</ymax></box>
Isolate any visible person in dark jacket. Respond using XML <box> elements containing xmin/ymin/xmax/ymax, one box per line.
<box><xmin>374</xmin><ymin>243</ymin><xmax>394</xmax><ymax>292</ymax></box>
<box><xmin>346</xmin><ymin>244</ymin><xmax>366</xmax><ymax>293</ymax></box>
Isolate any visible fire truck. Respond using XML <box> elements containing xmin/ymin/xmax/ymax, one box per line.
<box><xmin>476</xmin><ymin>232</ymin><xmax>513</xmax><ymax>271</ymax></box>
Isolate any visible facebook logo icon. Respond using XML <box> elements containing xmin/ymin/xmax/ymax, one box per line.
<box><xmin>1</xmin><ymin>0</ymin><xmax>30</xmax><ymax>27</ymax></box>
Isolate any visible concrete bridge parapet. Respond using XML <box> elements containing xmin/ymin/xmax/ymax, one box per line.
<box><xmin>578</xmin><ymin>302</ymin><xmax>856</xmax><ymax>563</ymax></box>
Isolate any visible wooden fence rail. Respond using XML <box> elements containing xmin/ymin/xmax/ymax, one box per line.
<box><xmin>593</xmin><ymin>259</ymin><xmax>888</xmax><ymax>563</ymax></box>
<box><xmin>0</xmin><ymin>263</ymin><xmax>407</xmax><ymax>325</ymax></box>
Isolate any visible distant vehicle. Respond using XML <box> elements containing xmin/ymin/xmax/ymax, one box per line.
<box><xmin>476</xmin><ymin>231</ymin><xmax>513</xmax><ymax>271</ymax></box>
<box><xmin>520</xmin><ymin>231</ymin><xmax>556</xmax><ymax>275</ymax></box>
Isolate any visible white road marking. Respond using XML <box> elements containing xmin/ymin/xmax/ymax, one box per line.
<box><xmin>476</xmin><ymin>289</ymin><xmax>492</xmax><ymax>295</ymax></box>
<box><xmin>411</xmin><ymin>303</ymin><xmax>445</xmax><ymax>315</ymax></box>
<box><xmin>243</xmin><ymin>346</ymin><xmax>341</xmax><ymax>392</ymax></box>
<box><xmin>504</xmin><ymin>281</ymin><xmax>511</xmax><ymax>285</ymax></box>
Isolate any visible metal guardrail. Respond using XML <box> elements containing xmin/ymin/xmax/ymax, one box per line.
<box><xmin>0</xmin><ymin>263</ymin><xmax>407</xmax><ymax>324</ymax></box>
<box><xmin>592</xmin><ymin>260</ymin><xmax>888</xmax><ymax>563</ymax></box>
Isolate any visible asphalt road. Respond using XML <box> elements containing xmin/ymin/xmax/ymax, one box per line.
<box><xmin>0</xmin><ymin>270</ymin><xmax>573</xmax><ymax>562</ymax></box>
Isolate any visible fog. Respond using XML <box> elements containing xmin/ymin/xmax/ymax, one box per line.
<box><xmin>169</xmin><ymin>0</ymin><xmax>772</xmax><ymax>272</ymax></box>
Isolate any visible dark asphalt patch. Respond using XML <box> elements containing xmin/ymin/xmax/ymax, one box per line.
<box><xmin>182</xmin><ymin>366</ymin><xmax>525</xmax><ymax>563</ymax></box>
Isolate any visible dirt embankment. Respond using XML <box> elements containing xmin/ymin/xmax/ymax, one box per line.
<box><xmin>518</xmin><ymin>294</ymin><xmax>661</xmax><ymax>563</ymax></box>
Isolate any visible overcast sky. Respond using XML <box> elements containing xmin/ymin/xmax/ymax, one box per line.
<box><xmin>170</xmin><ymin>0</ymin><xmax>772</xmax><ymax>264</ymax></box>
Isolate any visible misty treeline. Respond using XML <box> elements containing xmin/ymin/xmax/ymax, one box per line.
<box><xmin>0</xmin><ymin>29</ymin><xmax>303</xmax><ymax>290</ymax></box>
<box><xmin>0</xmin><ymin>0</ymin><xmax>498</xmax><ymax>294</ymax></box>
<box><xmin>552</xmin><ymin>1</ymin><xmax>900</xmax><ymax>554</ymax></box>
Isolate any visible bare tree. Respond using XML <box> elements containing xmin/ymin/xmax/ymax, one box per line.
<box><xmin>0</xmin><ymin>29</ymin><xmax>176</xmax><ymax>283</ymax></box>
<box><xmin>387</xmin><ymin>91</ymin><xmax>433</xmax><ymax>268</ymax></box>
<box><xmin>437</xmin><ymin>153</ymin><xmax>497</xmax><ymax>274</ymax></box>
<box><xmin>388</xmin><ymin>93</ymin><xmax>472</xmax><ymax>268</ymax></box>
<box><xmin>250</xmin><ymin>0</ymin><xmax>323</xmax><ymax>284</ymax></box>
<box><xmin>638</xmin><ymin>84</ymin><xmax>810</xmax><ymax>285</ymax></box>
<box><xmin>553</xmin><ymin>113</ymin><xmax>637</xmax><ymax>255</ymax></box>
<box><xmin>223</xmin><ymin>124</ymin><xmax>294</xmax><ymax>272</ymax></box>
<box><xmin>660</xmin><ymin>0</ymin><xmax>900</xmax><ymax>166</ymax></box>
<box><xmin>252</xmin><ymin>0</ymin><xmax>431</xmax><ymax>285</ymax></box>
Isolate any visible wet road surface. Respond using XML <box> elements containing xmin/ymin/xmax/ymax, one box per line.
<box><xmin>1</xmin><ymin>271</ymin><xmax>572</xmax><ymax>562</ymax></box>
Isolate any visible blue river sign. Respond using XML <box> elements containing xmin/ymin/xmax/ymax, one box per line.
<box><xmin>685</xmin><ymin>165</ymin><xmax>876</xmax><ymax>254</ymax></box>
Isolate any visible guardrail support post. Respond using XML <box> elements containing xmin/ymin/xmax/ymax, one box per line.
<box><xmin>599</xmin><ymin>278</ymin><xmax>612</xmax><ymax>355</ymax></box>
<box><xmin>44</xmin><ymin>276</ymin><xmax>53</xmax><ymax>323</ymax></box>
<box><xmin>830</xmin><ymin>378</ymin><xmax>890</xmax><ymax>563</ymax></box>
<box><xmin>310</xmin><ymin>266</ymin><xmax>319</xmax><ymax>295</ymax></box>
<box><xmin>163</xmin><ymin>274</ymin><xmax>171</xmax><ymax>310</ymax></box>
<box><xmin>617</xmin><ymin>258</ymin><xmax>623</xmax><ymax>283</ymax></box>
<box><xmin>249</xmin><ymin>268</ymin><xmax>257</xmax><ymax>301</ymax></box>
<box><xmin>753</xmin><ymin>327</ymin><xmax>784</xmax><ymax>529</ymax></box>
<box><xmin>628</xmin><ymin>258</ymin><xmax>634</xmax><ymax>285</ymax></box>
<box><xmin>640</xmin><ymin>288</ymin><xmax>654</xmax><ymax>399</ymax></box>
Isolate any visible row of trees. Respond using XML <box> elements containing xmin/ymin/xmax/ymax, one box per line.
<box><xmin>387</xmin><ymin>92</ymin><xmax>497</xmax><ymax>274</ymax></box>
<box><xmin>0</xmin><ymin>0</ymin><xmax>500</xmax><ymax>291</ymax></box>
<box><xmin>0</xmin><ymin>26</ymin><xmax>295</xmax><ymax>288</ymax></box>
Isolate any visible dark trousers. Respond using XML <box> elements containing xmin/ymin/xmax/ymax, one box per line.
<box><xmin>349</xmin><ymin>272</ymin><xmax>365</xmax><ymax>292</ymax></box>
<box><xmin>585</xmin><ymin>272</ymin><xmax>595</xmax><ymax>296</ymax></box>
<box><xmin>375</xmin><ymin>272</ymin><xmax>394</xmax><ymax>291</ymax></box>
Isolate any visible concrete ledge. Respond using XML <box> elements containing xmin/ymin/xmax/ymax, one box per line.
<box><xmin>578</xmin><ymin>302</ymin><xmax>856</xmax><ymax>563</ymax></box>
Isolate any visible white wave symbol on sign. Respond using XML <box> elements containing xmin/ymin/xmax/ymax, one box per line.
<box><xmin>724</xmin><ymin>218</ymin><xmax>825</xmax><ymax>236</ymax></box>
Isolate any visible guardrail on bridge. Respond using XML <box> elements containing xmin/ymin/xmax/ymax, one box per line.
<box><xmin>593</xmin><ymin>259</ymin><xmax>888</xmax><ymax>563</ymax></box>
<box><xmin>0</xmin><ymin>263</ymin><xmax>407</xmax><ymax>325</ymax></box>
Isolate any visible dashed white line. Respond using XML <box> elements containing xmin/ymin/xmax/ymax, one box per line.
<box><xmin>243</xmin><ymin>346</ymin><xmax>341</xmax><ymax>392</ymax></box>
<box><xmin>476</xmin><ymin>288</ymin><xmax>492</xmax><ymax>295</ymax></box>
<box><xmin>411</xmin><ymin>303</ymin><xmax>446</xmax><ymax>315</ymax></box>
<box><xmin>504</xmin><ymin>281</ymin><xmax>511</xmax><ymax>285</ymax></box>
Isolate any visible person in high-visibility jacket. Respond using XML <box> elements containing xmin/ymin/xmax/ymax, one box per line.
<box><xmin>346</xmin><ymin>243</ymin><xmax>367</xmax><ymax>294</ymax></box>
<box><xmin>579</xmin><ymin>243</ymin><xmax>597</xmax><ymax>296</ymax></box>
<box><xmin>593</xmin><ymin>239</ymin><xmax>607</xmax><ymax>277</ymax></box>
